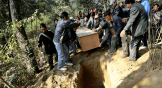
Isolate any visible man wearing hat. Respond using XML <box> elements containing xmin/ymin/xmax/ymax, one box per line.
<box><xmin>94</xmin><ymin>15</ymin><xmax>105</xmax><ymax>38</ymax></box>
<box><xmin>120</xmin><ymin>0</ymin><xmax>148</xmax><ymax>62</ymax></box>
<box><xmin>110</xmin><ymin>0</ymin><xmax>124</xmax><ymax>18</ymax></box>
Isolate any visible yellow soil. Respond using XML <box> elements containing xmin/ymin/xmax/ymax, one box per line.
<box><xmin>26</xmin><ymin>46</ymin><xmax>162</xmax><ymax>88</ymax></box>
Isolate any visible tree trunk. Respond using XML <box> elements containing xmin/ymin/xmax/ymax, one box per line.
<box><xmin>9</xmin><ymin>0</ymin><xmax>39</xmax><ymax>73</ymax></box>
<box><xmin>8</xmin><ymin>0</ymin><xmax>12</xmax><ymax>22</ymax></box>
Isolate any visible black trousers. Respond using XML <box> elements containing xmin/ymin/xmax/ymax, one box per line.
<box><xmin>47</xmin><ymin>53</ymin><xmax>58</xmax><ymax>69</ymax></box>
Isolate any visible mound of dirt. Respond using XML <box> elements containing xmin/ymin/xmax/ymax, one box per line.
<box><xmin>26</xmin><ymin>45</ymin><xmax>162</xmax><ymax>88</ymax></box>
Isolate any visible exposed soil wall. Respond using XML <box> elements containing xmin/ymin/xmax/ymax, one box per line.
<box><xmin>27</xmin><ymin>47</ymin><xmax>162</xmax><ymax>88</ymax></box>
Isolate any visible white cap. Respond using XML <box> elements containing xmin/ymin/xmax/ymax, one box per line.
<box><xmin>95</xmin><ymin>15</ymin><xmax>99</xmax><ymax>19</ymax></box>
<box><xmin>70</xmin><ymin>17</ymin><xmax>74</xmax><ymax>20</ymax></box>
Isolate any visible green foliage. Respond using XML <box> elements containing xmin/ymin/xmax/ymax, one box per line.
<box><xmin>0</xmin><ymin>0</ymin><xmax>112</xmax><ymax>87</ymax></box>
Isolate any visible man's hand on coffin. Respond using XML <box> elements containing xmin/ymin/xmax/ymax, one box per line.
<box><xmin>122</xmin><ymin>18</ymin><xmax>128</xmax><ymax>23</ymax></box>
<box><xmin>114</xmin><ymin>35</ymin><xmax>118</xmax><ymax>38</ymax></box>
<box><xmin>93</xmin><ymin>29</ymin><xmax>97</xmax><ymax>32</ymax></box>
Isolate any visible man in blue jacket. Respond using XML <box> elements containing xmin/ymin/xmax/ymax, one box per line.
<box><xmin>107</xmin><ymin>12</ymin><xmax>123</xmax><ymax>52</ymax></box>
<box><xmin>94</xmin><ymin>11</ymin><xmax>122</xmax><ymax>52</ymax></box>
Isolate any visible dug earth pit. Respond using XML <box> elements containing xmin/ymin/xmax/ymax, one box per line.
<box><xmin>28</xmin><ymin>48</ymin><xmax>162</xmax><ymax>88</ymax></box>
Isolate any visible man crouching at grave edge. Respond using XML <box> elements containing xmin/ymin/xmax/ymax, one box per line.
<box><xmin>53</xmin><ymin>12</ymin><xmax>80</xmax><ymax>71</ymax></box>
<box><xmin>93</xmin><ymin>11</ymin><xmax>122</xmax><ymax>53</ymax></box>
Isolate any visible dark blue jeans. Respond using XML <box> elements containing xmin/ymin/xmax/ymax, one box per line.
<box><xmin>142</xmin><ymin>33</ymin><xmax>148</xmax><ymax>46</ymax></box>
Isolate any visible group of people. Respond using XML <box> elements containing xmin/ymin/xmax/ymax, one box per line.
<box><xmin>36</xmin><ymin>0</ymin><xmax>162</xmax><ymax>73</ymax></box>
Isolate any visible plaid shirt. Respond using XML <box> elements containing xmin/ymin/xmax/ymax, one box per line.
<box><xmin>152</xmin><ymin>11</ymin><xmax>162</xmax><ymax>28</ymax></box>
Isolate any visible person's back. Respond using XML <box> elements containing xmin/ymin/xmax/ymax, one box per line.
<box><xmin>141</xmin><ymin>0</ymin><xmax>150</xmax><ymax>17</ymax></box>
<box><xmin>126</xmin><ymin>3</ymin><xmax>148</xmax><ymax>37</ymax></box>
<box><xmin>54</xmin><ymin>19</ymin><xmax>71</xmax><ymax>43</ymax></box>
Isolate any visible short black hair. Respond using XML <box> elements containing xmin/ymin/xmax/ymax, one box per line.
<box><xmin>91</xmin><ymin>9</ymin><xmax>93</xmax><ymax>11</ymax></box>
<box><xmin>60</xmin><ymin>12</ymin><xmax>68</xmax><ymax>18</ymax></box>
<box><xmin>154</xmin><ymin>4</ymin><xmax>159</xmax><ymax>7</ymax></box>
<box><xmin>99</xmin><ymin>9</ymin><xmax>102</xmax><ymax>12</ymax></box>
<box><xmin>79</xmin><ymin>11</ymin><xmax>82</xmax><ymax>13</ymax></box>
<box><xmin>90</xmin><ymin>12</ymin><xmax>95</xmax><ymax>16</ymax></box>
<box><xmin>54</xmin><ymin>19</ymin><xmax>58</xmax><ymax>22</ymax></box>
<box><xmin>104</xmin><ymin>11</ymin><xmax>111</xmax><ymax>16</ymax></box>
<box><xmin>125</xmin><ymin>0</ymin><xmax>135</xmax><ymax>4</ymax></box>
<box><xmin>40</xmin><ymin>23</ymin><xmax>46</xmax><ymax>28</ymax></box>
<box><xmin>85</xmin><ymin>15</ymin><xmax>89</xmax><ymax>18</ymax></box>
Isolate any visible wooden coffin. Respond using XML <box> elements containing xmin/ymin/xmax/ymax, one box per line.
<box><xmin>76</xmin><ymin>27</ymin><xmax>100</xmax><ymax>52</ymax></box>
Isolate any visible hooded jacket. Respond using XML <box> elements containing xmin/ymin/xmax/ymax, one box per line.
<box><xmin>141</xmin><ymin>0</ymin><xmax>150</xmax><ymax>17</ymax></box>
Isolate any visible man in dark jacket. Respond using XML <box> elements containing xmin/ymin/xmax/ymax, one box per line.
<box><xmin>107</xmin><ymin>12</ymin><xmax>123</xmax><ymax>52</ymax></box>
<box><xmin>110</xmin><ymin>0</ymin><xmax>124</xmax><ymax>18</ymax></box>
<box><xmin>66</xmin><ymin>22</ymin><xmax>77</xmax><ymax>55</ymax></box>
<box><xmin>53</xmin><ymin>12</ymin><xmax>80</xmax><ymax>71</ymax></box>
<box><xmin>38</xmin><ymin>23</ymin><xmax>57</xmax><ymax>71</ymax></box>
<box><xmin>94</xmin><ymin>11</ymin><xmax>122</xmax><ymax>52</ymax></box>
<box><xmin>120</xmin><ymin>0</ymin><xmax>148</xmax><ymax>62</ymax></box>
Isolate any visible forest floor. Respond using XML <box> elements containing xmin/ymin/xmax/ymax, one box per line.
<box><xmin>24</xmin><ymin>41</ymin><xmax>162</xmax><ymax>88</ymax></box>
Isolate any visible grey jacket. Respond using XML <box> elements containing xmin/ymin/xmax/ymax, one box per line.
<box><xmin>124</xmin><ymin>3</ymin><xmax>148</xmax><ymax>37</ymax></box>
<box><xmin>53</xmin><ymin>19</ymin><xmax>80</xmax><ymax>43</ymax></box>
